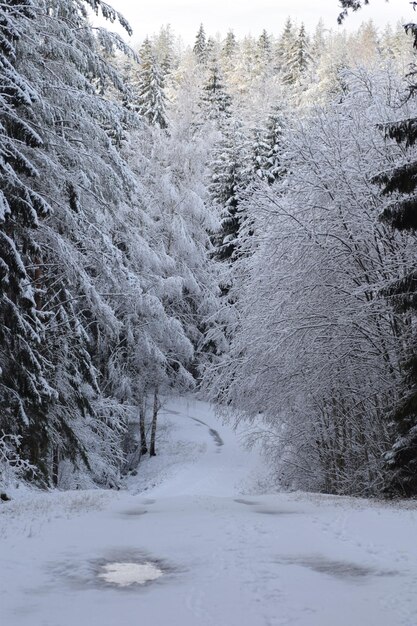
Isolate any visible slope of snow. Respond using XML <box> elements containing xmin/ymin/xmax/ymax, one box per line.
<box><xmin>1</xmin><ymin>396</ymin><xmax>417</xmax><ymax>626</ymax></box>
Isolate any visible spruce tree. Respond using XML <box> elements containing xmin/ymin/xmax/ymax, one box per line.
<box><xmin>222</xmin><ymin>30</ymin><xmax>238</xmax><ymax>60</ymax></box>
<box><xmin>283</xmin><ymin>23</ymin><xmax>312</xmax><ymax>85</ymax></box>
<box><xmin>251</xmin><ymin>107</ymin><xmax>287</xmax><ymax>184</ymax></box>
<box><xmin>0</xmin><ymin>0</ymin><xmax>57</xmax><ymax>481</ymax></box>
<box><xmin>374</xmin><ymin>119</ymin><xmax>417</xmax><ymax>496</ymax></box>
<box><xmin>193</xmin><ymin>23</ymin><xmax>207</xmax><ymax>65</ymax></box>
<box><xmin>0</xmin><ymin>0</ymin><xmax>150</xmax><ymax>488</ymax></box>
<box><xmin>154</xmin><ymin>24</ymin><xmax>176</xmax><ymax>75</ymax></box>
<box><xmin>276</xmin><ymin>17</ymin><xmax>296</xmax><ymax>75</ymax></box>
<box><xmin>136</xmin><ymin>38</ymin><xmax>168</xmax><ymax>129</ymax></box>
<box><xmin>210</xmin><ymin>121</ymin><xmax>249</xmax><ymax>262</ymax></box>
<box><xmin>257</xmin><ymin>29</ymin><xmax>273</xmax><ymax>64</ymax></box>
<box><xmin>200</xmin><ymin>61</ymin><xmax>232</xmax><ymax>126</ymax></box>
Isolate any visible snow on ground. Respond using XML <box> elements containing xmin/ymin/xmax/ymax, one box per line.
<box><xmin>2</xmin><ymin>396</ymin><xmax>417</xmax><ymax>626</ymax></box>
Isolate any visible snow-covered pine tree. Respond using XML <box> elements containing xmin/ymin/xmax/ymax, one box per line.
<box><xmin>276</xmin><ymin>17</ymin><xmax>296</xmax><ymax>75</ymax></box>
<box><xmin>210</xmin><ymin>121</ymin><xmax>249</xmax><ymax>262</ymax></box>
<box><xmin>381</xmin><ymin>22</ymin><xmax>413</xmax><ymax>62</ymax></box>
<box><xmin>222</xmin><ymin>30</ymin><xmax>238</xmax><ymax>60</ymax></box>
<box><xmin>257</xmin><ymin>29</ymin><xmax>273</xmax><ymax>65</ymax></box>
<box><xmin>153</xmin><ymin>24</ymin><xmax>177</xmax><ymax>75</ymax></box>
<box><xmin>250</xmin><ymin>128</ymin><xmax>271</xmax><ymax>181</ymax></box>
<box><xmin>206</xmin><ymin>36</ymin><xmax>217</xmax><ymax>61</ymax></box>
<box><xmin>136</xmin><ymin>37</ymin><xmax>168</xmax><ymax>129</ymax></box>
<box><xmin>373</xmin><ymin>107</ymin><xmax>417</xmax><ymax>496</ymax></box>
<box><xmin>311</xmin><ymin>19</ymin><xmax>327</xmax><ymax>59</ymax></box>
<box><xmin>0</xmin><ymin>0</ymin><xmax>167</xmax><ymax>488</ymax></box>
<box><xmin>193</xmin><ymin>23</ymin><xmax>207</xmax><ymax>65</ymax></box>
<box><xmin>0</xmin><ymin>0</ymin><xmax>59</xmax><ymax>481</ymax></box>
<box><xmin>349</xmin><ymin>20</ymin><xmax>380</xmax><ymax>64</ymax></box>
<box><xmin>200</xmin><ymin>60</ymin><xmax>232</xmax><ymax>127</ymax></box>
<box><xmin>250</xmin><ymin>106</ymin><xmax>287</xmax><ymax>184</ymax></box>
<box><xmin>282</xmin><ymin>23</ymin><xmax>312</xmax><ymax>86</ymax></box>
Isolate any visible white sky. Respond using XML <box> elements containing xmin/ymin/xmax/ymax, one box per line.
<box><xmin>101</xmin><ymin>0</ymin><xmax>416</xmax><ymax>44</ymax></box>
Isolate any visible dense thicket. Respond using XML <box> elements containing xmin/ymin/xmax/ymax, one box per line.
<box><xmin>336</xmin><ymin>0</ymin><xmax>417</xmax><ymax>497</ymax></box>
<box><xmin>193</xmin><ymin>18</ymin><xmax>417</xmax><ymax>497</ymax></box>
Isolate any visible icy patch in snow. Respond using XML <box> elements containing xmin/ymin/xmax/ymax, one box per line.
<box><xmin>255</xmin><ymin>507</ymin><xmax>299</xmax><ymax>515</ymax></box>
<box><xmin>275</xmin><ymin>555</ymin><xmax>398</xmax><ymax>580</ymax></box>
<box><xmin>98</xmin><ymin>561</ymin><xmax>163</xmax><ymax>587</ymax></box>
<box><xmin>234</xmin><ymin>498</ymin><xmax>259</xmax><ymax>506</ymax></box>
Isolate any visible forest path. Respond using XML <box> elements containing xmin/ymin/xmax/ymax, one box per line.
<box><xmin>2</xmin><ymin>397</ymin><xmax>417</xmax><ymax>626</ymax></box>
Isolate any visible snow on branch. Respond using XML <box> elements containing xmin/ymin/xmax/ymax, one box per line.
<box><xmin>0</xmin><ymin>433</ymin><xmax>37</xmax><ymax>487</ymax></box>
<box><xmin>84</xmin><ymin>0</ymin><xmax>133</xmax><ymax>36</ymax></box>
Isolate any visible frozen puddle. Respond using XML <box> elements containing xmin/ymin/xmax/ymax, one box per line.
<box><xmin>98</xmin><ymin>561</ymin><xmax>163</xmax><ymax>587</ymax></box>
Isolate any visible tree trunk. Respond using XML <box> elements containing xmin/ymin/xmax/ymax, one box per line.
<box><xmin>149</xmin><ymin>387</ymin><xmax>160</xmax><ymax>457</ymax></box>
<box><xmin>52</xmin><ymin>447</ymin><xmax>60</xmax><ymax>487</ymax></box>
<box><xmin>139</xmin><ymin>397</ymin><xmax>148</xmax><ymax>455</ymax></box>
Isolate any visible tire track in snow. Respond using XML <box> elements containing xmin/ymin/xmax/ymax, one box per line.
<box><xmin>162</xmin><ymin>408</ymin><xmax>224</xmax><ymax>449</ymax></box>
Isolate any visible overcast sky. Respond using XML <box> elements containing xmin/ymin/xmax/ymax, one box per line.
<box><xmin>102</xmin><ymin>0</ymin><xmax>415</xmax><ymax>44</ymax></box>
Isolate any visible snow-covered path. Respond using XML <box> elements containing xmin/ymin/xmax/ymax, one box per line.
<box><xmin>2</xmin><ymin>397</ymin><xmax>417</xmax><ymax>626</ymax></box>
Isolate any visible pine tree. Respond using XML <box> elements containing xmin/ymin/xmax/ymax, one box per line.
<box><xmin>283</xmin><ymin>23</ymin><xmax>312</xmax><ymax>85</ymax></box>
<box><xmin>353</xmin><ymin>20</ymin><xmax>380</xmax><ymax>62</ymax></box>
<box><xmin>276</xmin><ymin>17</ymin><xmax>296</xmax><ymax>74</ymax></box>
<box><xmin>193</xmin><ymin>23</ymin><xmax>207</xmax><ymax>65</ymax></box>
<box><xmin>206</xmin><ymin>36</ymin><xmax>217</xmax><ymax>62</ymax></box>
<box><xmin>0</xmin><ymin>0</ymin><xmax>157</xmax><ymax>488</ymax></box>
<box><xmin>136</xmin><ymin>38</ymin><xmax>168</xmax><ymax>129</ymax></box>
<box><xmin>210</xmin><ymin>121</ymin><xmax>249</xmax><ymax>262</ymax></box>
<box><xmin>374</xmin><ymin>116</ymin><xmax>417</xmax><ymax>496</ymax></box>
<box><xmin>257</xmin><ymin>29</ymin><xmax>273</xmax><ymax>64</ymax></box>
<box><xmin>153</xmin><ymin>24</ymin><xmax>177</xmax><ymax>75</ymax></box>
<box><xmin>222</xmin><ymin>30</ymin><xmax>238</xmax><ymax>60</ymax></box>
<box><xmin>250</xmin><ymin>127</ymin><xmax>271</xmax><ymax>180</ymax></box>
<box><xmin>311</xmin><ymin>19</ymin><xmax>327</xmax><ymax>59</ymax></box>
<box><xmin>200</xmin><ymin>61</ymin><xmax>232</xmax><ymax>125</ymax></box>
<box><xmin>0</xmin><ymin>0</ymin><xmax>57</xmax><ymax>481</ymax></box>
<box><xmin>251</xmin><ymin>107</ymin><xmax>287</xmax><ymax>184</ymax></box>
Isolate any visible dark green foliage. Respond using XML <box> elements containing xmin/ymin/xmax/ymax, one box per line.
<box><xmin>337</xmin><ymin>0</ymin><xmax>370</xmax><ymax>24</ymax></box>
<box><xmin>377</xmin><ymin>48</ymin><xmax>417</xmax><ymax>498</ymax></box>
<box><xmin>380</xmin><ymin>196</ymin><xmax>417</xmax><ymax>231</ymax></box>
<box><xmin>376</xmin><ymin>161</ymin><xmax>417</xmax><ymax>196</ymax></box>
<box><xmin>381</xmin><ymin>118</ymin><xmax>417</xmax><ymax>147</ymax></box>
<box><xmin>379</xmin><ymin>153</ymin><xmax>417</xmax><ymax>493</ymax></box>
<box><xmin>382</xmin><ymin>270</ymin><xmax>417</xmax><ymax>312</ymax></box>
